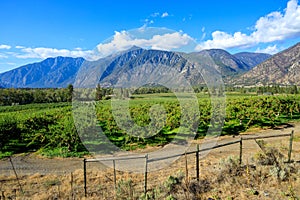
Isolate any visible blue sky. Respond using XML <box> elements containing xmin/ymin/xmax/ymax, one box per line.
<box><xmin>0</xmin><ymin>0</ymin><xmax>299</xmax><ymax>73</ymax></box>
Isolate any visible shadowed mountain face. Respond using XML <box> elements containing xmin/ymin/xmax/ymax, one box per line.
<box><xmin>234</xmin><ymin>52</ymin><xmax>271</xmax><ymax>68</ymax></box>
<box><xmin>0</xmin><ymin>46</ymin><xmax>279</xmax><ymax>88</ymax></box>
<box><xmin>0</xmin><ymin>57</ymin><xmax>85</xmax><ymax>88</ymax></box>
<box><xmin>233</xmin><ymin>42</ymin><xmax>300</xmax><ymax>86</ymax></box>
<box><xmin>192</xmin><ymin>49</ymin><xmax>250</xmax><ymax>75</ymax></box>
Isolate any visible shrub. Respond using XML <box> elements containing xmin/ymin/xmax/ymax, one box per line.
<box><xmin>253</xmin><ymin>141</ymin><xmax>298</xmax><ymax>182</ymax></box>
<box><xmin>0</xmin><ymin>117</ymin><xmax>20</xmax><ymax>150</ymax></box>
<box><xmin>116</xmin><ymin>179</ymin><xmax>135</xmax><ymax>200</ymax></box>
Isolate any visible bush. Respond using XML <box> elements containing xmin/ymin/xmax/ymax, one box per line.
<box><xmin>219</xmin><ymin>156</ymin><xmax>243</xmax><ymax>176</ymax></box>
<box><xmin>253</xmin><ymin>141</ymin><xmax>298</xmax><ymax>182</ymax></box>
<box><xmin>0</xmin><ymin>117</ymin><xmax>20</xmax><ymax>150</ymax></box>
<box><xmin>253</xmin><ymin>147</ymin><xmax>283</xmax><ymax>166</ymax></box>
<box><xmin>116</xmin><ymin>179</ymin><xmax>135</xmax><ymax>200</ymax></box>
<box><xmin>164</xmin><ymin>171</ymin><xmax>185</xmax><ymax>194</ymax></box>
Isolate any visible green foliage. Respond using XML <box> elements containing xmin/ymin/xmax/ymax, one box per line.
<box><xmin>0</xmin><ymin>116</ymin><xmax>20</xmax><ymax>150</ymax></box>
<box><xmin>165</xmin><ymin>195</ymin><xmax>176</xmax><ymax>200</ymax></box>
<box><xmin>0</xmin><ymin>102</ymin><xmax>87</xmax><ymax>157</ymax></box>
<box><xmin>1</xmin><ymin>92</ymin><xmax>300</xmax><ymax>157</ymax></box>
<box><xmin>38</xmin><ymin>147</ymin><xmax>87</xmax><ymax>158</ymax></box>
<box><xmin>164</xmin><ymin>171</ymin><xmax>185</xmax><ymax>194</ymax></box>
<box><xmin>67</xmin><ymin>84</ymin><xmax>74</xmax><ymax>102</ymax></box>
<box><xmin>0</xmin><ymin>151</ymin><xmax>13</xmax><ymax>159</ymax></box>
<box><xmin>0</xmin><ymin>87</ymin><xmax>72</xmax><ymax>106</ymax></box>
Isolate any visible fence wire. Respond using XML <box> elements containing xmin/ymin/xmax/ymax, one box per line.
<box><xmin>0</xmin><ymin>131</ymin><xmax>297</xmax><ymax>199</ymax></box>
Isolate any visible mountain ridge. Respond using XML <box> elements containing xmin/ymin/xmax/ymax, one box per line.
<box><xmin>0</xmin><ymin>57</ymin><xmax>84</xmax><ymax>88</ymax></box>
<box><xmin>0</xmin><ymin>47</ymin><xmax>278</xmax><ymax>88</ymax></box>
<box><xmin>233</xmin><ymin>42</ymin><xmax>300</xmax><ymax>86</ymax></box>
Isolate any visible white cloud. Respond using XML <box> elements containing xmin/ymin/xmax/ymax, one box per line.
<box><xmin>200</xmin><ymin>27</ymin><xmax>206</xmax><ymax>41</ymax></box>
<box><xmin>16</xmin><ymin>47</ymin><xmax>93</xmax><ymax>59</ymax></box>
<box><xmin>161</xmin><ymin>12</ymin><xmax>169</xmax><ymax>18</ymax></box>
<box><xmin>196</xmin><ymin>0</ymin><xmax>300</xmax><ymax>50</ymax></box>
<box><xmin>0</xmin><ymin>53</ymin><xmax>8</xmax><ymax>58</ymax></box>
<box><xmin>200</xmin><ymin>33</ymin><xmax>206</xmax><ymax>41</ymax></box>
<box><xmin>15</xmin><ymin>45</ymin><xmax>25</xmax><ymax>49</ymax></box>
<box><xmin>96</xmin><ymin>30</ymin><xmax>195</xmax><ymax>58</ymax></box>
<box><xmin>0</xmin><ymin>62</ymin><xmax>15</xmax><ymax>65</ymax></box>
<box><xmin>151</xmin><ymin>12</ymin><xmax>160</xmax><ymax>17</ymax></box>
<box><xmin>143</xmin><ymin>18</ymin><xmax>155</xmax><ymax>26</ymax></box>
<box><xmin>255</xmin><ymin>45</ymin><xmax>280</xmax><ymax>55</ymax></box>
<box><xmin>0</xmin><ymin>44</ymin><xmax>11</xmax><ymax>50</ymax></box>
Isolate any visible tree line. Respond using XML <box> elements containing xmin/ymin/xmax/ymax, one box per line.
<box><xmin>0</xmin><ymin>84</ymin><xmax>74</xmax><ymax>106</ymax></box>
<box><xmin>0</xmin><ymin>84</ymin><xmax>299</xmax><ymax>106</ymax></box>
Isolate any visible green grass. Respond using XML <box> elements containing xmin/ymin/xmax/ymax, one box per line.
<box><xmin>38</xmin><ymin>147</ymin><xmax>89</xmax><ymax>158</ymax></box>
<box><xmin>0</xmin><ymin>151</ymin><xmax>14</xmax><ymax>159</ymax></box>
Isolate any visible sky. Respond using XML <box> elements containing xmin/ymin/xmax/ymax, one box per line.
<box><xmin>0</xmin><ymin>0</ymin><xmax>300</xmax><ymax>73</ymax></box>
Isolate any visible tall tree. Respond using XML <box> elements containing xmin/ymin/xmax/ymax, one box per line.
<box><xmin>67</xmin><ymin>84</ymin><xmax>74</xmax><ymax>102</ymax></box>
<box><xmin>95</xmin><ymin>84</ymin><xmax>103</xmax><ymax>100</ymax></box>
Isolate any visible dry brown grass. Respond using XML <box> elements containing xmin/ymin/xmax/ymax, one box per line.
<box><xmin>1</xmin><ymin>154</ymin><xmax>299</xmax><ymax>199</ymax></box>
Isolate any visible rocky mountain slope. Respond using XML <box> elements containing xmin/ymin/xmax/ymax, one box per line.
<box><xmin>0</xmin><ymin>57</ymin><xmax>84</xmax><ymax>88</ymax></box>
<box><xmin>234</xmin><ymin>42</ymin><xmax>300</xmax><ymax>85</ymax></box>
<box><xmin>234</xmin><ymin>52</ymin><xmax>271</xmax><ymax>68</ymax></box>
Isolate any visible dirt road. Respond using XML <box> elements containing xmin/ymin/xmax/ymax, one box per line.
<box><xmin>0</xmin><ymin>122</ymin><xmax>299</xmax><ymax>176</ymax></box>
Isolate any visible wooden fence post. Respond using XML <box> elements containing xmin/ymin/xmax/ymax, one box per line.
<box><xmin>83</xmin><ymin>158</ymin><xmax>87</xmax><ymax>197</ymax></box>
<box><xmin>196</xmin><ymin>144</ymin><xmax>199</xmax><ymax>181</ymax></box>
<box><xmin>185</xmin><ymin>152</ymin><xmax>188</xmax><ymax>183</ymax></box>
<box><xmin>144</xmin><ymin>154</ymin><xmax>148</xmax><ymax>194</ymax></box>
<box><xmin>239</xmin><ymin>138</ymin><xmax>243</xmax><ymax>165</ymax></box>
<box><xmin>70</xmin><ymin>172</ymin><xmax>74</xmax><ymax>199</ymax></box>
<box><xmin>288</xmin><ymin>130</ymin><xmax>294</xmax><ymax>163</ymax></box>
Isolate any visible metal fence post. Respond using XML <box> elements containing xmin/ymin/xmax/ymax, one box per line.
<box><xmin>185</xmin><ymin>152</ymin><xmax>188</xmax><ymax>183</ymax></box>
<box><xmin>196</xmin><ymin>144</ymin><xmax>199</xmax><ymax>181</ymax></box>
<box><xmin>144</xmin><ymin>154</ymin><xmax>148</xmax><ymax>194</ymax></box>
<box><xmin>288</xmin><ymin>130</ymin><xmax>294</xmax><ymax>163</ymax></box>
<box><xmin>83</xmin><ymin>158</ymin><xmax>87</xmax><ymax>197</ymax></box>
<box><xmin>113</xmin><ymin>160</ymin><xmax>117</xmax><ymax>191</ymax></box>
<box><xmin>239</xmin><ymin>138</ymin><xmax>243</xmax><ymax>165</ymax></box>
<box><xmin>9</xmin><ymin>156</ymin><xmax>23</xmax><ymax>194</ymax></box>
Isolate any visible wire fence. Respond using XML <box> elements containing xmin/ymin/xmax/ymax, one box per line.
<box><xmin>0</xmin><ymin>130</ymin><xmax>296</xmax><ymax>199</ymax></box>
<box><xmin>83</xmin><ymin>131</ymin><xmax>295</xmax><ymax>197</ymax></box>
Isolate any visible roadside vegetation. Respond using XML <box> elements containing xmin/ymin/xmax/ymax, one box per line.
<box><xmin>1</xmin><ymin>140</ymin><xmax>299</xmax><ymax>199</ymax></box>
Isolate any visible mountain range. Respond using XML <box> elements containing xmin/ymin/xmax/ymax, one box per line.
<box><xmin>233</xmin><ymin>42</ymin><xmax>300</xmax><ymax>86</ymax></box>
<box><xmin>0</xmin><ymin>42</ymin><xmax>298</xmax><ymax>88</ymax></box>
<box><xmin>0</xmin><ymin>57</ymin><xmax>84</xmax><ymax>88</ymax></box>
